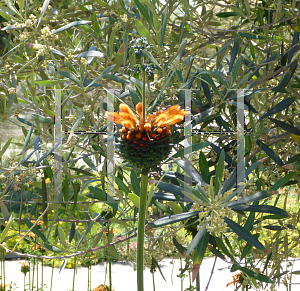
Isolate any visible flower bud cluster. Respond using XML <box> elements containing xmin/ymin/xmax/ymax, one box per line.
<box><xmin>129</xmin><ymin>37</ymin><xmax>153</xmax><ymax>58</ymax></box>
<box><xmin>120</xmin><ymin>14</ymin><xmax>128</xmax><ymax>22</ymax></box>
<box><xmin>14</xmin><ymin>174</ymin><xmax>23</xmax><ymax>191</ymax></box>
<box><xmin>41</xmin><ymin>26</ymin><xmax>52</xmax><ymax>38</ymax></box>
<box><xmin>25</xmin><ymin>14</ymin><xmax>37</xmax><ymax>27</ymax></box>
<box><xmin>80</xmin><ymin>58</ymin><xmax>88</xmax><ymax>66</ymax></box>
<box><xmin>20</xmin><ymin>30</ymin><xmax>31</xmax><ymax>41</ymax></box>
<box><xmin>8</xmin><ymin>87</ymin><xmax>16</xmax><ymax>94</ymax></box>
<box><xmin>83</xmin><ymin>105</ymin><xmax>92</xmax><ymax>113</ymax></box>
<box><xmin>36</xmin><ymin>170</ymin><xmax>44</xmax><ymax>182</ymax></box>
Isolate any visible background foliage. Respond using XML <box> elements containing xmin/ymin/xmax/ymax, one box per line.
<box><xmin>0</xmin><ymin>0</ymin><xmax>300</xmax><ymax>290</ymax></box>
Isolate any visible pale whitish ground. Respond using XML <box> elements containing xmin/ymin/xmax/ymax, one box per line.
<box><xmin>2</xmin><ymin>257</ymin><xmax>300</xmax><ymax>291</ymax></box>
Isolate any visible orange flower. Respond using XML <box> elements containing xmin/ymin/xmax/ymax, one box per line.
<box><xmin>105</xmin><ymin>102</ymin><xmax>188</xmax><ymax>133</ymax></box>
<box><xmin>92</xmin><ymin>284</ymin><xmax>114</xmax><ymax>291</ymax></box>
<box><xmin>105</xmin><ymin>102</ymin><xmax>189</xmax><ymax>172</ymax></box>
<box><xmin>226</xmin><ymin>272</ymin><xmax>244</xmax><ymax>287</ymax></box>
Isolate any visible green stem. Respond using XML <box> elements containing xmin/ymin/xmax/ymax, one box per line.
<box><xmin>36</xmin><ymin>259</ymin><xmax>38</xmax><ymax>289</ymax></box>
<box><xmin>50</xmin><ymin>259</ymin><xmax>54</xmax><ymax>291</ymax></box>
<box><xmin>180</xmin><ymin>257</ymin><xmax>183</xmax><ymax>291</ymax></box>
<box><xmin>109</xmin><ymin>257</ymin><xmax>112</xmax><ymax>291</ymax></box>
<box><xmin>152</xmin><ymin>272</ymin><xmax>155</xmax><ymax>291</ymax></box>
<box><xmin>72</xmin><ymin>257</ymin><xmax>76</xmax><ymax>291</ymax></box>
<box><xmin>42</xmin><ymin>259</ymin><xmax>43</xmax><ymax>289</ymax></box>
<box><xmin>2</xmin><ymin>251</ymin><xmax>4</xmax><ymax>291</ymax></box>
<box><xmin>31</xmin><ymin>259</ymin><xmax>34</xmax><ymax>291</ymax></box>
<box><xmin>137</xmin><ymin>173</ymin><xmax>148</xmax><ymax>291</ymax></box>
<box><xmin>196</xmin><ymin>273</ymin><xmax>200</xmax><ymax>291</ymax></box>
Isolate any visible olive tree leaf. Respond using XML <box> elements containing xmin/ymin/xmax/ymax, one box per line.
<box><xmin>223</xmin><ymin>217</ymin><xmax>267</xmax><ymax>252</ymax></box>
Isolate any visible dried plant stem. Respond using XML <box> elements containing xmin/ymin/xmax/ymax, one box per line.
<box><xmin>137</xmin><ymin>173</ymin><xmax>148</xmax><ymax>291</ymax></box>
<box><xmin>205</xmin><ymin>256</ymin><xmax>217</xmax><ymax>291</ymax></box>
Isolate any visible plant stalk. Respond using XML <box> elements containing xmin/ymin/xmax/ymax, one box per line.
<box><xmin>137</xmin><ymin>173</ymin><xmax>148</xmax><ymax>291</ymax></box>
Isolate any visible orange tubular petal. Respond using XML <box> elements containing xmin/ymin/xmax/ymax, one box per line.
<box><xmin>105</xmin><ymin>112</ymin><xmax>122</xmax><ymax>124</ymax></box>
<box><xmin>147</xmin><ymin>114</ymin><xmax>155</xmax><ymax>122</ymax></box>
<box><xmin>152</xmin><ymin>113</ymin><xmax>168</xmax><ymax>127</ymax></box>
<box><xmin>121</xmin><ymin>120</ymin><xmax>135</xmax><ymax>129</ymax></box>
<box><xmin>136</xmin><ymin>102</ymin><xmax>143</xmax><ymax>119</ymax></box>
<box><xmin>158</xmin><ymin>115</ymin><xmax>184</xmax><ymax>127</ymax></box>
<box><xmin>144</xmin><ymin>123</ymin><xmax>152</xmax><ymax>132</ymax></box>
<box><xmin>164</xmin><ymin>105</ymin><xmax>181</xmax><ymax>116</ymax></box>
<box><xmin>119</xmin><ymin>103</ymin><xmax>134</xmax><ymax>116</ymax></box>
<box><xmin>119</xmin><ymin>112</ymin><xmax>138</xmax><ymax>125</ymax></box>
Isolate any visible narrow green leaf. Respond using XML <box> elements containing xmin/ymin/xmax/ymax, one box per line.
<box><xmin>173</xmin><ymin>237</ymin><xmax>186</xmax><ymax>255</ymax></box>
<box><xmin>107</xmin><ymin>245</ymin><xmax>119</xmax><ymax>258</ymax></box>
<box><xmin>88</xmin><ymin>186</ymin><xmax>118</xmax><ymax>211</ymax></box>
<box><xmin>83</xmin><ymin>157</ymin><xmax>97</xmax><ymax>172</ymax></box>
<box><xmin>135</xmin><ymin>20</ymin><xmax>157</xmax><ymax>50</ymax></box>
<box><xmin>128</xmin><ymin>86</ymin><xmax>141</xmax><ymax>105</ymax></box>
<box><xmin>168</xmin><ymin>201</ymin><xmax>182</xmax><ymax>214</ymax></box>
<box><xmin>51</xmin><ymin>21</ymin><xmax>92</xmax><ymax>35</ymax></box>
<box><xmin>70</xmin><ymin>112</ymin><xmax>85</xmax><ymax>132</ymax></box>
<box><xmin>0</xmin><ymin>137</ymin><xmax>13</xmax><ymax>159</ymax></box>
<box><xmin>69</xmin><ymin>222</ymin><xmax>76</xmax><ymax>243</ymax></box>
<box><xmin>58</xmin><ymin>71</ymin><xmax>82</xmax><ymax>87</ymax></box>
<box><xmin>58</xmin><ymin>226</ymin><xmax>68</xmax><ymax>248</ymax></box>
<box><xmin>229</xmin><ymin>40</ymin><xmax>239</xmax><ymax>73</ymax></box>
<box><xmin>146</xmin><ymin>183</ymin><xmax>155</xmax><ymax>207</ymax></box>
<box><xmin>238</xmin><ymin>32</ymin><xmax>264</xmax><ymax>39</ymax></box>
<box><xmin>69</xmin><ymin>167</ymin><xmax>93</xmax><ymax>176</ymax></box>
<box><xmin>259</xmin><ymin>97</ymin><xmax>295</xmax><ymax>120</ymax></box>
<box><xmin>199</xmin><ymin>152</ymin><xmax>209</xmax><ymax>183</ymax></box>
<box><xmin>24</xmin><ymin>217</ymin><xmax>47</xmax><ymax>242</ymax></box>
<box><xmin>41</xmin><ymin>178</ymin><xmax>47</xmax><ymax>225</ymax></box>
<box><xmin>128</xmin><ymin>193</ymin><xmax>140</xmax><ymax>209</ymax></box>
<box><xmin>131</xmin><ymin>169</ymin><xmax>140</xmax><ymax>196</ymax></box>
<box><xmin>142</xmin><ymin>50</ymin><xmax>161</xmax><ymax>69</ymax></box>
<box><xmin>231</xmin><ymin>56</ymin><xmax>242</xmax><ymax>85</ymax></box>
<box><xmin>149</xmin><ymin>211</ymin><xmax>200</xmax><ymax>228</ymax></box>
<box><xmin>37</xmin><ymin>0</ymin><xmax>50</xmax><ymax>27</ymax></box>
<box><xmin>228</xmin><ymin>191</ymin><xmax>271</xmax><ymax>207</ymax></box>
<box><xmin>133</xmin><ymin>0</ymin><xmax>153</xmax><ymax>29</ymax></box>
<box><xmin>214</xmin><ymin>150</ymin><xmax>225</xmax><ymax>196</ymax></box>
<box><xmin>215</xmin><ymin>236</ymin><xmax>236</xmax><ymax>262</ymax></box>
<box><xmin>36</xmin><ymin>80</ymin><xmax>66</xmax><ymax>86</ymax></box>
<box><xmin>32</xmin><ymin>114</ymin><xmax>51</xmax><ymax>124</ymax></box>
<box><xmin>216</xmin><ymin>12</ymin><xmax>238</xmax><ymax>17</ymax></box>
<box><xmin>172</xmin><ymin>143</ymin><xmax>210</xmax><ymax>158</ymax></box>
<box><xmin>224</xmin><ymin>217</ymin><xmax>266</xmax><ymax>252</ymax></box>
<box><xmin>75</xmin><ymin>51</ymin><xmax>104</xmax><ymax>58</ymax></box>
<box><xmin>238</xmin><ymin>265</ymin><xmax>272</xmax><ymax>283</ymax></box>
<box><xmin>270</xmin><ymin>172</ymin><xmax>296</xmax><ymax>191</ymax></box>
<box><xmin>256</xmin><ymin>140</ymin><xmax>284</xmax><ymax>167</ymax></box>
<box><xmin>0</xmin><ymin>215</ymin><xmax>14</xmax><ymax>243</ymax></box>
<box><xmin>193</xmin><ymin>231</ymin><xmax>209</xmax><ymax>265</ymax></box>
<box><xmin>186</xmin><ymin>223</ymin><xmax>208</xmax><ymax>256</ymax></box>
<box><xmin>230</xmin><ymin>205</ymin><xmax>289</xmax><ymax>217</ymax></box>
<box><xmin>205</xmin><ymin>38</ymin><xmax>238</xmax><ymax>65</ymax></box>
<box><xmin>173</xmin><ymin>158</ymin><xmax>207</xmax><ymax>186</ymax></box>
<box><xmin>274</xmin><ymin>60</ymin><xmax>297</xmax><ymax>94</ymax></box>
<box><xmin>112</xmin><ymin>43</ymin><xmax>125</xmax><ymax>72</ymax></box>
<box><xmin>109</xmin><ymin>25</ymin><xmax>118</xmax><ymax>56</ymax></box>
<box><xmin>160</xmin><ymin>6</ymin><xmax>168</xmax><ymax>48</ymax></box>
<box><xmin>269</xmin><ymin>118</ymin><xmax>300</xmax><ymax>136</ymax></box>
<box><xmin>115</xmin><ymin>176</ymin><xmax>130</xmax><ymax>196</ymax></box>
